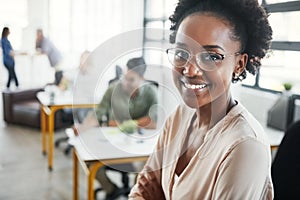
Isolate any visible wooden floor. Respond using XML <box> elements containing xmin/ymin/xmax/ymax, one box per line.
<box><xmin>0</xmin><ymin>87</ymin><xmax>128</xmax><ymax>200</ymax></box>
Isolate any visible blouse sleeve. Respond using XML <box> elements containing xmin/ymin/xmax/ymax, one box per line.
<box><xmin>212</xmin><ymin>138</ymin><xmax>273</xmax><ymax>200</ymax></box>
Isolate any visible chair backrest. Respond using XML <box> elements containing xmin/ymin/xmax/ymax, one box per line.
<box><xmin>108</xmin><ymin>65</ymin><xmax>123</xmax><ymax>85</ymax></box>
<box><xmin>145</xmin><ymin>79</ymin><xmax>159</xmax><ymax>88</ymax></box>
<box><xmin>54</xmin><ymin>70</ymin><xmax>64</xmax><ymax>85</ymax></box>
<box><xmin>271</xmin><ymin>120</ymin><xmax>300</xmax><ymax>199</ymax></box>
<box><xmin>287</xmin><ymin>94</ymin><xmax>300</xmax><ymax>128</ymax></box>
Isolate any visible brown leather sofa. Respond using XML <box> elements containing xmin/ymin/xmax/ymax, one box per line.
<box><xmin>2</xmin><ymin>88</ymin><xmax>73</xmax><ymax>129</ymax></box>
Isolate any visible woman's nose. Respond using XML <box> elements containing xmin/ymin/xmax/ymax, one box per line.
<box><xmin>183</xmin><ymin>61</ymin><xmax>203</xmax><ymax>77</ymax></box>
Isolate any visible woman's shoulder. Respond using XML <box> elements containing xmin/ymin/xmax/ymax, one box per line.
<box><xmin>1</xmin><ymin>38</ymin><xmax>8</xmax><ymax>44</ymax></box>
<box><xmin>223</xmin><ymin>102</ymin><xmax>269</xmax><ymax>146</ymax></box>
<box><xmin>1</xmin><ymin>38</ymin><xmax>11</xmax><ymax>51</ymax></box>
<box><xmin>141</xmin><ymin>81</ymin><xmax>158</xmax><ymax>93</ymax></box>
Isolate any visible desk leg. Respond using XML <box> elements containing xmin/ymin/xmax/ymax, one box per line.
<box><xmin>73</xmin><ymin>149</ymin><xmax>78</xmax><ymax>200</ymax></box>
<box><xmin>41</xmin><ymin>107</ymin><xmax>47</xmax><ymax>156</ymax></box>
<box><xmin>271</xmin><ymin>145</ymin><xmax>278</xmax><ymax>151</ymax></box>
<box><xmin>48</xmin><ymin>111</ymin><xmax>55</xmax><ymax>171</ymax></box>
<box><xmin>88</xmin><ymin>162</ymin><xmax>103</xmax><ymax>200</ymax></box>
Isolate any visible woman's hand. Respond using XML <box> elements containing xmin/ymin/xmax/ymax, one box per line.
<box><xmin>9</xmin><ymin>50</ymin><xmax>15</xmax><ymax>58</ymax></box>
<box><xmin>136</xmin><ymin>167</ymin><xmax>165</xmax><ymax>200</ymax></box>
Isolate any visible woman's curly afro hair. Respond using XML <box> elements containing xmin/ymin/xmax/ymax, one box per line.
<box><xmin>169</xmin><ymin>0</ymin><xmax>273</xmax><ymax>83</ymax></box>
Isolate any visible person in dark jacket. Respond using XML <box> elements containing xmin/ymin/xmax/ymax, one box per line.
<box><xmin>272</xmin><ymin>120</ymin><xmax>300</xmax><ymax>199</ymax></box>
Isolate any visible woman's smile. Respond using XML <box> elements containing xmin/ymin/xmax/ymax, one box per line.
<box><xmin>179</xmin><ymin>77</ymin><xmax>211</xmax><ymax>95</ymax></box>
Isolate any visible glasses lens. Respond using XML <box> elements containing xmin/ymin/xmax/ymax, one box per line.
<box><xmin>196</xmin><ymin>52</ymin><xmax>224</xmax><ymax>70</ymax></box>
<box><xmin>167</xmin><ymin>48</ymin><xmax>189</xmax><ymax>68</ymax></box>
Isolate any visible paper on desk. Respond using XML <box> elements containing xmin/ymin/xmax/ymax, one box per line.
<box><xmin>70</xmin><ymin>127</ymin><xmax>159</xmax><ymax>161</ymax></box>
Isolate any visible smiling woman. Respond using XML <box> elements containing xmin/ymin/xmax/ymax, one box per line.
<box><xmin>129</xmin><ymin>0</ymin><xmax>274</xmax><ymax>199</ymax></box>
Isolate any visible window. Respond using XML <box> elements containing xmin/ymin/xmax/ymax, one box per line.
<box><xmin>143</xmin><ymin>0</ymin><xmax>300</xmax><ymax>94</ymax></box>
<box><xmin>48</xmin><ymin>0</ymin><xmax>144</xmax><ymax>52</ymax></box>
<box><xmin>268</xmin><ymin>11</ymin><xmax>300</xmax><ymax>41</ymax></box>
<box><xmin>254</xmin><ymin>0</ymin><xmax>300</xmax><ymax>93</ymax></box>
<box><xmin>260</xmin><ymin>50</ymin><xmax>300</xmax><ymax>92</ymax></box>
<box><xmin>143</xmin><ymin>0</ymin><xmax>177</xmax><ymax>66</ymax></box>
<box><xmin>47</xmin><ymin>0</ymin><xmax>144</xmax><ymax>69</ymax></box>
<box><xmin>266</xmin><ymin>0</ymin><xmax>297</xmax><ymax>3</ymax></box>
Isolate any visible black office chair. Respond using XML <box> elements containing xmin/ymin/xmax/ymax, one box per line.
<box><xmin>108</xmin><ymin>65</ymin><xmax>122</xmax><ymax>85</ymax></box>
<box><xmin>271</xmin><ymin>120</ymin><xmax>300</xmax><ymax>199</ymax></box>
<box><xmin>94</xmin><ymin>165</ymin><xmax>133</xmax><ymax>200</ymax></box>
<box><xmin>53</xmin><ymin>70</ymin><xmax>74</xmax><ymax>154</ymax></box>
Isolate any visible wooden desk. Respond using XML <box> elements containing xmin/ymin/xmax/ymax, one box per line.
<box><xmin>71</xmin><ymin>125</ymin><xmax>283</xmax><ymax>200</ymax></box>
<box><xmin>37</xmin><ymin>91</ymin><xmax>96</xmax><ymax>171</ymax></box>
<box><xmin>70</xmin><ymin>127</ymin><xmax>158</xmax><ymax>200</ymax></box>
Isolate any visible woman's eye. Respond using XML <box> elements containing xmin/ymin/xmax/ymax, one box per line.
<box><xmin>201</xmin><ymin>53</ymin><xmax>223</xmax><ymax>62</ymax></box>
<box><xmin>175</xmin><ymin>50</ymin><xmax>189</xmax><ymax>61</ymax></box>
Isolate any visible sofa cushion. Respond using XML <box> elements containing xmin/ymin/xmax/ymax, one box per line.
<box><xmin>12</xmin><ymin>101</ymin><xmax>41</xmax><ymax>128</ymax></box>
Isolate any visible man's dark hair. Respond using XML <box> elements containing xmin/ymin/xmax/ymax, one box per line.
<box><xmin>169</xmin><ymin>0</ymin><xmax>273</xmax><ymax>82</ymax></box>
<box><xmin>126</xmin><ymin>57</ymin><xmax>146</xmax><ymax>77</ymax></box>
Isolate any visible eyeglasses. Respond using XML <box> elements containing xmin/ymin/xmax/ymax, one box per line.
<box><xmin>166</xmin><ymin>47</ymin><xmax>240</xmax><ymax>71</ymax></box>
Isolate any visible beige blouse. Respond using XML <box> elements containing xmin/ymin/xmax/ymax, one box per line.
<box><xmin>129</xmin><ymin>102</ymin><xmax>273</xmax><ymax>200</ymax></box>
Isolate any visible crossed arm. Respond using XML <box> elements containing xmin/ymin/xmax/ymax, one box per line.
<box><xmin>129</xmin><ymin>166</ymin><xmax>165</xmax><ymax>200</ymax></box>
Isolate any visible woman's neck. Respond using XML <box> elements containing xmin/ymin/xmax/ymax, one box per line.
<box><xmin>195</xmin><ymin>93</ymin><xmax>236</xmax><ymax>129</ymax></box>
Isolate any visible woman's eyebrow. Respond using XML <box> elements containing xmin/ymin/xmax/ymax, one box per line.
<box><xmin>202</xmin><ymin>45</ymin><xmax>225</xmax><ymax>51</ymax></box>
<box><xmin>175</xmin><ymin>43</ymin><xmax>225</xmax><ymax>51</ymax></box>
<box><xmin>174</xmin><ymin>42</ymin><xmax>187</xmax><ymax>48</ymax></box>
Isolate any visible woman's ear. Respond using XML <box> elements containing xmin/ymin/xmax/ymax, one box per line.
<box><xmin>234</xmin><ymin>53</ymin><xmax>248</xmax><ymax>75</ymax></box>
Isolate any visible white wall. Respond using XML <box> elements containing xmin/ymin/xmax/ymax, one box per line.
<box><xmin>21</xmin><ymin>0</ymin><xmax>49</xmax><ymax>53</ymax></box>
<box><xmin>1</xmin><ymin>0</ymin><xmax>146</xmax><ymax>89</ymax></box>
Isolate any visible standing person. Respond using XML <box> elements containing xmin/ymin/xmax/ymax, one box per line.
<box><xmin>129</xmin><ymin>0</ymin><xmax>273</xmax><ymax>199</ymax></box>
<box><xmin>1</xmin><ymin>27</ymin><xmax>19</xmax><ymax>89</ymax></box>
<box><xmin>35</xmin><ymin>29</ymin><xmax>62</xmax><ymax>70</ymax></box>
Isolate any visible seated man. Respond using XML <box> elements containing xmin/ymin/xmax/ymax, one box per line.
<box><xmin>76</xmin><ymin>57</ymin><xmax>158</xmax><ymax>199</ymax></box>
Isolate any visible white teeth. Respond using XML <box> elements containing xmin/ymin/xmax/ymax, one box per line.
<box><xmin>184</xmin><ymin>82</ymin><xmax>207</xmax><ymax>89</ymax></box>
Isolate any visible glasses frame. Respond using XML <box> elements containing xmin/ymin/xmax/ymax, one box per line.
<box><xmin>166</xmin><ymin>47</ymin><xmax>240</xmax><ymax>71</ymax></box>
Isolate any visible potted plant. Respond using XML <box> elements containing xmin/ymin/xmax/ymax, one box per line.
<box><xmin>283</xmin><ymin>82</ymin><xmax>293</xmax><ymax>91</ymax></box>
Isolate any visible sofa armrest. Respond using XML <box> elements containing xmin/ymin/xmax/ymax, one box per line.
<box><xmin>4</xmin><ymin>88</ymin><xmax>44</xmax><ymax>103</ymax></box>
<box><xmin>2</xmin><ymin>88</ymin><xmax>44</xmax><ymax>123</ymax></box>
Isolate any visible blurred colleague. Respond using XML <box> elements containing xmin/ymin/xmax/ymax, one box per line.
<box><xmin>57</xmin><ymin>51</ymin><xmax>92</xmax><ymax>123</ymax></box>
<box><xmin>76</xmin><ymin>57</ymin><xmax>158</xmax><ymax>199</ymax></box>
<box><xmin>77</xmin><ymin>57</ymin><xmax>158</xmax><ymax>131</ymax></box>
<box><xmin>1</xmin><ymin>27</ymin><xmax>19</xmax><ymax>89</ymax></box>
<box><xmin>57</xmin><ymin>50</ymin><xmax>91</xmax><ymax>91</ymax></box>
<box><xmin>35</xmin><ymin>29</ymin><xmax>62</xmax><ymax>70</ymax></box>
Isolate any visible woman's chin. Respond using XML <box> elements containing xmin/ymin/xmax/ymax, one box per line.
<box><xmin>182</xmin><ymin>96</ymin><xmax>203</xmax><ymax>109</ymax></box>
<box><xmin>183</xmin><ymin>89</ymin><xmax>215</xmax><ymax>108</ymax></box>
